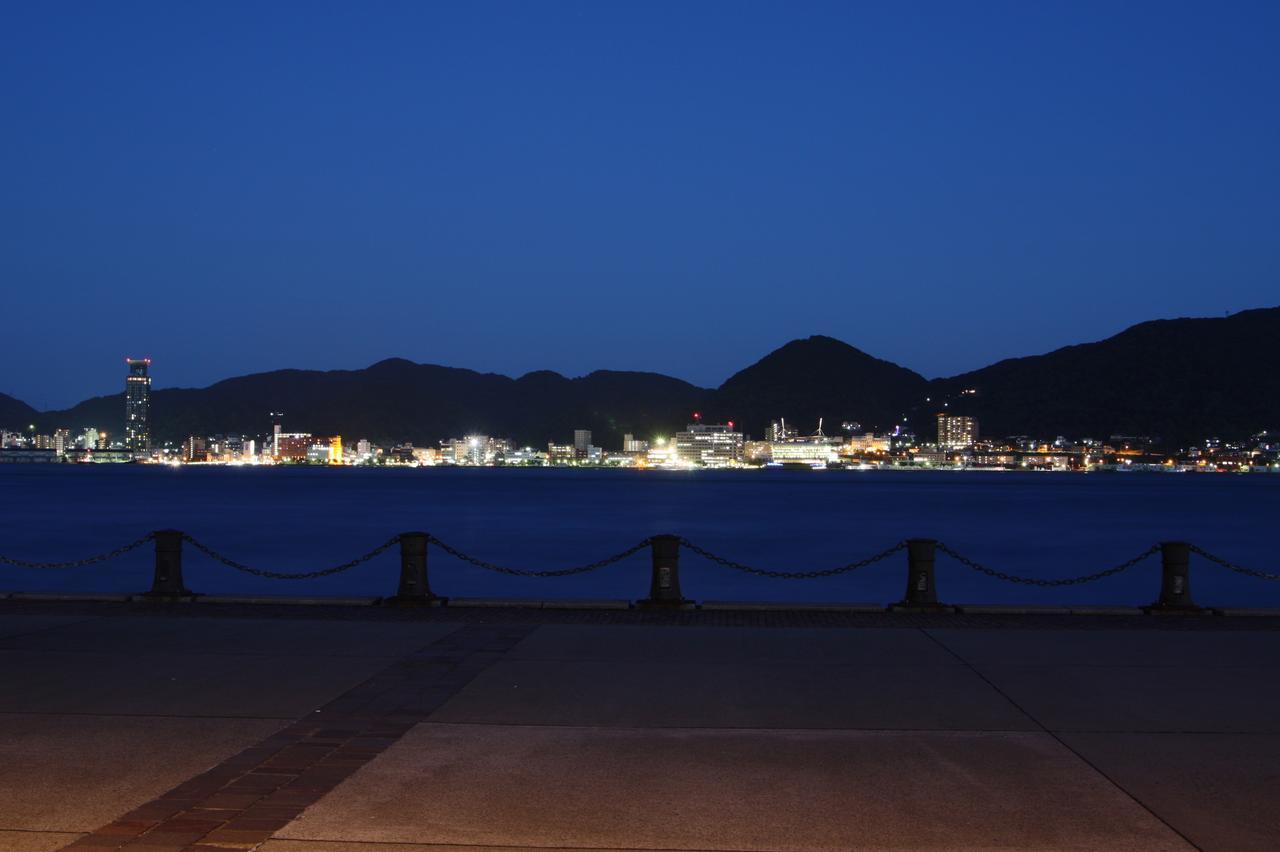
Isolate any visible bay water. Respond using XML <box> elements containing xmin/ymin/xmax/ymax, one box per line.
<box><xmin>1</xmin><ymin>465</ymin><xmax>1276</xmax><ymax>608</ymax></box>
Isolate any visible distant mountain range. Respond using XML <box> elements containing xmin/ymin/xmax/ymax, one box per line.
<box><xmin>4</xmin><ymin>307</ymin><xmax>1277</xmax><ymax>447</ymax></box>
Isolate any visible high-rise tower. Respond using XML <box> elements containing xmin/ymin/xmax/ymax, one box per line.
<box><xmin>125</xmin><ymin>358</ymin><xmax>152</xmax><ymax>453</ymax></box>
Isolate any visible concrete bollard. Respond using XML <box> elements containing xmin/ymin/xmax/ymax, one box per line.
<box><xmin>1148</xmin><ymin>541</ymin><xmax>1201</xmax><ymax>613</ymax></box>
<box><xmin>639</xmin><ymin>534</ymin><xmax>689</xmax><ymax>607</ymax></box>
<box><xmin>896</xmin><ymin>539</ymin><xmax>943</xmax><ymax>609</ymax></box>
<box><xmin>390</xmin><ymin>532</ymin><xmax>444</xmax><ymax>605</ymax></box>
<box><xmin>146</xmin><ymin>529</ymin><xmax>192</xmax><ymax>597</ymax></box>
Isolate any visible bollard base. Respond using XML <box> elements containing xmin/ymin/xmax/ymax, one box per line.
<box><xmin>133</xmin><ymin>592</ymin><xmax>199</xmax><ymax>603</ymax></box>
<box><xmin>1143</xmin><ymin>603</ymin><xmax>1209</xmax><ymax>616</ymax></box>
<box><xmin>635</xmin><ymin>598</ymin><xmax>697</xmax><ymax>610</ymax></box>
<box><xmin>384</xmin><ymin>595</ymin><xmax>448</xmax><ymax>608</ymax></box>
<box><xmin>887</xmin><ymin>602</ymin><xmax>956</xmax><ymax>614</ymax></box>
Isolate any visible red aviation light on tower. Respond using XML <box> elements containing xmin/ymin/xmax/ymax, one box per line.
<box><xmin>727</xmin><ymin>421</ymin><xmax>734</xmax><ymax>429</ymax></box>
<box><xmin>692</xmin><ymin>411</ymin><xmax>702</xmax><ymax>421</ymax></box>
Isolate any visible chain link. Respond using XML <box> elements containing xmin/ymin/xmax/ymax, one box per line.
<box><xmin>0</xmin><ymin>533</ymin><xmax>155</xmax><ymax>570</ymax></box>
<box><xmin>935</xmin><ymin>542</ymin><xmax>1161</xmax><ymax>587</ymax></box>
<box><xmin>181</xmin><ymin>534</ymin><xmax>401</xmax><ymax>580</ymax></box>
<box><xmin>1190</xmin><ymin>544</ymin><xmax>1280</xmax><ymax>581</ymax></box>
<box><xmin>428</xmin><ymin>535</ymin><xmax>653</xmax><ymax>578</ymax></box>
<box><xmin>677</xmin><ymin>538</ymin><xmax>907</xmax><ymax>579</ymax></box>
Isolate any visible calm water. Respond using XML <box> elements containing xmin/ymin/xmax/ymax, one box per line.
<box><xmin>1</xmin><ymin>465</ymin><xmax>1277</xmax><ymax>607</ymax></box>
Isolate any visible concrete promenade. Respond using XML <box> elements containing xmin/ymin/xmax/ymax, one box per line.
<box><xmin>2</xmin><ymin>601</ymin><xmax>1279</xmax><ymax>851</ymax></box>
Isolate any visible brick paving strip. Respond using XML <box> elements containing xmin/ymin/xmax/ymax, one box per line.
<box><xmin>61</xmin><ymin>623</ymin><xmax>534</xmax><ymax>851</ymax></box>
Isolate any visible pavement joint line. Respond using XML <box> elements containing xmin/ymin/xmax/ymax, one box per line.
<box><xmin>0</xmin><ymin>646</ymin><xmax>417</xmax><ymax>660</ymax></box>
<box><xmin>8</xmin><ymin>598</ymin><xmax>1280</xmax><ymax>630</ymax></box>
<box><xmin>0</xmin><ymin>709</ymin><xmax>296</xmax><ymax>721</ymax></box>
<box><xmin>918</xmin><ymin>627</ymin><xmax>1204</xmax><ymax>851</ymax></box>
<box><xmin>266</xmin><ymin>840</ymin><xmax>710</xmax><ymax>851</ymax></box>
<box><xmin>0</xmin><ymin>614</ymin><xmax>107</xmax><ymax>641</ymax></box>
<box><xmin>63</xmin><ymin>623</ymin><xmax>536</xmax><ymax>851</ymax></box>
<box><xmin>418</xmin><ymin>719</ymin><xmax>1059</xmax><ymax>734</ymax></box>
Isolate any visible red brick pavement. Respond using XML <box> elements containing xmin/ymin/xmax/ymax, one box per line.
<box><xmin>61</xmin><ymin>623</ymin><xmax>533</xmax><ymax>851</ymax></box>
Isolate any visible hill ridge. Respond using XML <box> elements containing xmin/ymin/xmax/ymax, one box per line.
<box><xmin>7</xmin><ymin>306</ymin><xmax>1278</xmax><ymax>445</ymax></box>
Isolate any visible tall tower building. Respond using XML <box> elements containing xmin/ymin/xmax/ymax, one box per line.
<box><xmin>124</xmin><ymin>358</ymin><xmax>152</xmax><ymax>453</ymax></box>
<box><xmin>270</xmin><ymin>412</ymin><xmax>284</xmax><ymax>457</ymax></box>
<box><xmin>937</xmin><ymin>414</ymin><xmax>978</xmax><ymax>450</ymax></box>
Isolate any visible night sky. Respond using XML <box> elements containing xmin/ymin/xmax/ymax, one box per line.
<box><xmin>3</xmin><ymin>2</ymin><xmax>1277</xmax><ymax>409</ymax></box>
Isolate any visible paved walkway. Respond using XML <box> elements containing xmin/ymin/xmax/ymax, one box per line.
<box><xmin>1</xmin><ymin>602</ymin><xmax>1279</xmax><ymax>851</ymax></box>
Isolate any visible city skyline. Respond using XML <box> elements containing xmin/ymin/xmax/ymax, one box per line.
<box><xmin>3</xmin><ymin>309</ymin><xmax>1278</xmax><ymax>471</ymax></box>
<box><xmin>2</xmin><ymin>305</ymin><xmax>1279</xmax><ymax>459</ymax></box>
<box><xmin>4</xmin><ymin>3</ymin><xmax>1279</xmax><ymax>408</ymax></box>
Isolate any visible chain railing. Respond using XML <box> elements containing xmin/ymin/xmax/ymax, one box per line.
<box><xmin>935</xmin><ymin>542</ymin><xmax>1162</xmax><ymax>587</ymax></box>
<box><xmin>1190</xmin><ymin>544</ymin><xmax>1280</xmax><ymax>582</ymax></box>
<box><xmin>179</xmin><ymin>533</ymin><xmax>402</xmax><ymax>580</ymax></box>
<box><xmin>678</xmin><ymin>538</ymin><xmax>907</xmax><ymax>579</ymax></box>
<box><xmin>2</xmin><ymin>530</ymin><xmax>1278</xmax><ymax>611</ymax></box>
<box><xmin>427</xmin><ymin>534</ymin><xmax>653</xmax><ymax>578</ymax></box>
<box><xmin>0</xmin><ymin>533</ymin><xmax>155</xmax><ymax>570</ymax></box>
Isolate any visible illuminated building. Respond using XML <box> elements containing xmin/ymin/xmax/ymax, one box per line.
<box><xmin>911</xmin><ymin>449</ymin><xmax>948</xmax><ymax>465</ymax></box>
<box><xmin>80</xmin><ymin>427</ymin><xmax>99</xmax><ymax>450</ymax></box>
<box><xmin>124</xmin><ymin>358</ymin><xmax>151</xmax><ymax>453</ymax></box>
<box><xmin>53</xmin><ymin>428</ymin><xmax>70</xmax><ymax>455</ymax></box>
<box><xmin>937</xmin><ymin>415</ymin><xmax>978</xmax><ymax>449</ymax></box>
<box><xmin>675</xmin><ymin>422</ymin><xmax>744</xmax><ymax>467</ymax></box>
<box><xmin>269</xmin><ymin>412</ymin><xmax>284</xmax><ymax>456</ymax></box>
<box><xmin>622</xmin><ymin>434</ymin><xmax>648</xmax><ymax>453</ymax></box>
<box><xmin>445</xmin><ymin>436</ymin><xmax>509</xmax><ymax>465</ymax></box>
<box><xmin>573</xmin><ymin>429</ymin><xmax>592</xmax><ymax>458</ymax></box>
<box><xmin>0</xmin><ymin>448</ymin><xmax>61</xmax><ymax>464</ymax></box>
<box><xmin>412</xmin><ymin>447</ymin><xmax>440</xmax><ymax>465</ymax></box>
<box><xmin>461</xmin><ymin>436</ymin><xmax>486</xmax><ymax>465</ymax></box>
<box><xmin>504</xmin><ymin>446</ymin><xmax>547</xmax><ymax>465</ymax></box>
<box><xmin>767</xmin><ymin>419</ymin><xmax>840</xmax><ymax>466</ymax></box>
<box><xmin>274</xmin><ymin>433</ymin><xmax>313</xmax><ymax>461</ymax></box>
<box><xmin>767</xmin><ymin>420</ymin><xmax>798</xmax><ymax>443</ymax></box>
<box><xmin>217</xmin><ymin>434</ymin><xmax>247</xmax><ymax>459</ymax></box>
<box><xmin>646</xmin><ymin>438</ymin><xmax>677</xmax><ymax>467</ymax></box>
<box><xmin>329</xmin><ymin>436</ymin><xmax>343</xmax><ymax>464</ymax></box>
<box><xmin>183</xmin><ymin>436</ymin><xmax>208</xmax><ymax>462</ymax></box>
<box><xmin>769</xmin><ymin>440</ymin><xmax>838</xmax><ymax>466</ymax></box>
<box><xmin>842</xmin><ymin>433</ymin><xmax>891</xmax><ymax>455</ymax></box>
<box><xmin>547</xmin><ymin>443</ymin><xmax>576</xmax><ymax>465</ymax></box>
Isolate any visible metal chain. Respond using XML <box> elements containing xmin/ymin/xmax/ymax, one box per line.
<box><xmin>1190</xmin><ymin>544</ymin><xmax>1280</xmax><ymax>581</ymax></box>
<box><xmin>935</xmin><ymin>542</ymin><xmax>1161</xmax><ymax>587</ymax></box>
<box><xmin>181</xmin><ymin>534</ymin><xmax>401</xmax><ymax>580</ymax></box>
<box><xmin>0</xmin><ymin>533</ymin><xmax>156</xmax><ymax>570</ymax></box>
<box><xmin>677</xmin><ymin>538</ymin><xmax>907</xmax><ymax>579</ymax></box>
<box><xmin>428</xmin><ymin>535</ymin><xmax>653</xmax><ymax>578</ymax></box>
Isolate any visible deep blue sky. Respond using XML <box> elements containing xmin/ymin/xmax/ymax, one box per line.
<box><xmin>3</xmin><ymin>2</ymin><xmax>1277</xmax><ymax>409</ymax></box>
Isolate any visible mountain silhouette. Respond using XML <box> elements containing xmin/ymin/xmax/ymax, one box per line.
<box><xmin>9</xmin><ymin>307</ymin><xmax>1278</xmax><ymax>447</ymax></box>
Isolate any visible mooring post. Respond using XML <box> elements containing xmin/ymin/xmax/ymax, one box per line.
<box><xmin>639</xmin><ymin>534</ymin><xmax>688</xmax><ymax>607</ymax></box>
<box><xmin>146</xmin><ymin>529</ymin><xmax>191</xmax><ymax>597</ymax></box>
<box><xmin>1149</xmin><ymin>541</ymin><xmax>1200</xmax><ymax>612</ymax></box>
<box><xmin>391</xmin><ymin>532</ymin><xmax>442</xmax><ymax>604</ymax></box>
<box><xmin>899</xmin><ymin>538</ymin><xmax>940</xmax><ymax>608</ymax></box>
